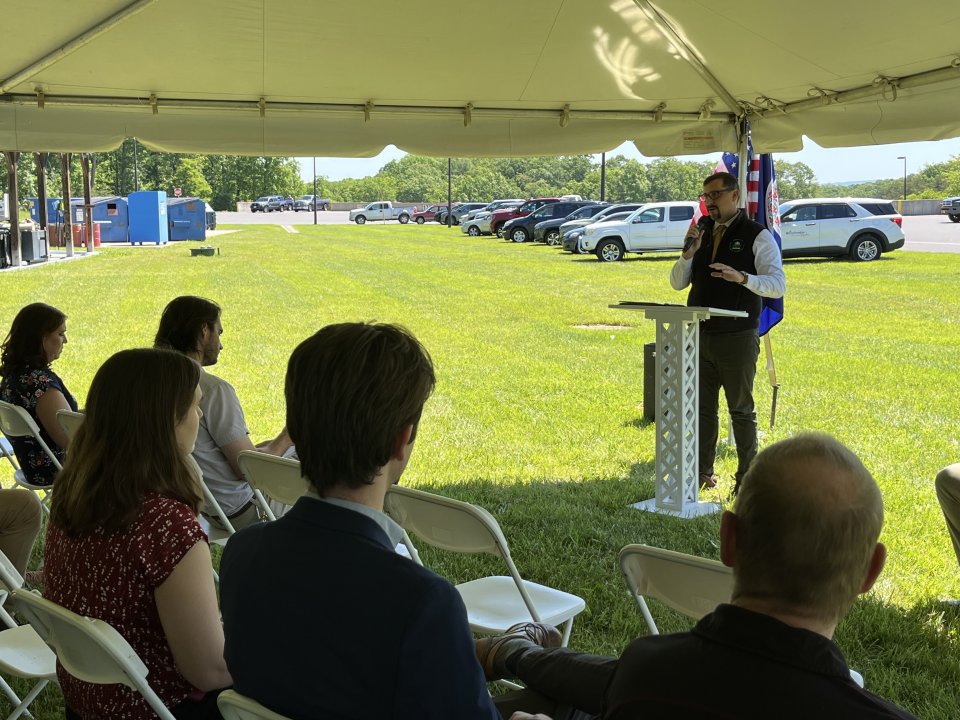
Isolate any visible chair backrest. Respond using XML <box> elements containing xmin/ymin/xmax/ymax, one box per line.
<box><xmin>383</xmin><ymin>486</ymin><xmax>541</xmax><ymax>620</ymax></box>
<box><xmin>384</xmin><ymin>485</ymin><xmax>508</xmax><ymax>557</ymax></box>
<box><xmin>237</xmin><ymin>450</ymin><xmax>308</xmax><ymax>507</ymax></box>
<box><xmin>184</xmin><ymin>455</ymin><xmax>235</xmax><ymax>537</ymax></box>
<box><xmin>56</xmin><ymin>409</ymin><xmax>85</xmax><ymax>441</ymax></box>
<box><xmin>0</xmin><ymin>547</ymin><xmax>24</xmax><ymax>628</ymax></box>
<box><xmin>619</xmin><ymin>544</ymin><xmax>733</xmax><ymax>634</ymax></box>
<box><xmin>13</xmin><ymin>589</ymin><xmax>176</xmax><ymax>720</ymax></box>
<box><xmin>0</xmin><ymin>401</ymin><xmax>62</xmax><ymax>469</ymax></box>
<box><xmin>217</xmin><ymin>689</ymin><xmax>293</xmax><ymax>720</ymax></box>
<box><xmin>0</xmin><ymin>433</ymin><xmax>20</xmax><ymax>472</ymax></box>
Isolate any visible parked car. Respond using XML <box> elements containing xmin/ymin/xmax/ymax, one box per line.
<box><xmin>435</xmin><ymin>203</ymin><xmax>462</xmax><ymax>225</ymax></box>
<box><xmin>460</xmin><ymin>213</ymin><xmax>496</xmax><ymax>237</ymax></box>
<box><xmin>941</xmin><ymin>196</ymin><xmax>960</xmax><ymax>222</ymax></box>
<box><xmin>501</xmin><ymin>200</ymin><xmax>593</xmax><ymax>243</ymax></box>
<box><xmin>581</xmin><ymin>201</ymin><xmax>698</xmax><ymax>261</ymax></box>
<box><xmin>462</xmin><ymin>199</ymin><xmax>524</xmax><ymax>223</ymax></box>
<box><xmin>490</xmin><ymin>197</ymin><xmax>561</xmax><ymax>237</ymax></box>
<box><xmin>563</xmin><ymin>212</ymin><xmax>636</xmax><ymax>253</ymax></box>
<box><xmin>251</xmin><ymin>195</ymin><xmax>292</xmax><ymax>212</ymax></box>
<box><xmin>560</xmin><ymin>203</ymin><xmax>644</xmax><ymax>252</ymax></box>
<box><xmin>412</xmin><ymin>204</ymin><xmax>447</xmax><ymax>224</ymax></box>
<box><xmin>294</xmin><ymin>195</ymin><xmax>331</xmax><ymax>211</ymax></box>
<box><xmin>778</xmin><ymin>197</ymin><xmax>904</xmax><ymax>261</ymax></box>
<box><xmin>441</xmin><ymin>202</ymin><xmax>488</xmax><ymax>226</ymax></box>
<box><xmin>534</xmin><ymin>203</ymin><xmax>609</xmax><ymax>245</ymax></box>
<box><xmin>349</xmin><ymin>201</ymin><xmax>412</xmax><ymax>224</ymax></box>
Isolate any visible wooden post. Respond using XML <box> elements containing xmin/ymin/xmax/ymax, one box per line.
<box><xmin>61</xmin><ymin>153</ymin><xmax>74</xmax><ymax>257</ymax></box>
<box><xmin>80</xmin><ymin>153</ymin><xmax>94</xmax><ymax>252</ymax></box>
<box><xmin>4</xmin><ymin>151</ymin><xmax>21</xmax><ymax>267</ymax></box>
<box><xmin>35</xmin><ymin>153</ymin><xmax>49</xmax><ymax>258</ymax></box>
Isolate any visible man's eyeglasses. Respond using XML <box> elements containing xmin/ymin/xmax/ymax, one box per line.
<box><xmin>699</xmin><ymin>188</ymin><xmax>736</xmax><ymax>202</ymax></box>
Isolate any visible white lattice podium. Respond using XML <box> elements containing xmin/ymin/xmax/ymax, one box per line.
<box><xmin>611</xmin><ymin>302</ymin><xmax>748</xmax><ymax>518</ymax></box>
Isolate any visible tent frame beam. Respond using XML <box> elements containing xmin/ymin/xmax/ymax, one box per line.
<box><xmin>0</xmin><ymin>93</ymin><xmax>736</xmax><ymax>125</ymax></box>
<box><xmin>0</xmin><ymin>0</ymin><xmax>159</xmax><ymax>95</ymax></box>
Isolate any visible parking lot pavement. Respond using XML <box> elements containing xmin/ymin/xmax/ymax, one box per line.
<box><xmin>216</xmin><ymin>210</ymin><xmax>353</xmax><ymax>225</ymax></box>
<box><xmin>901</xmin><ymin>215</ymin><xmax>960</xmax><ymax>253</ymax></box>
<box><xmin>214</xmin><ymin>211</ymin><xmax>958</xmax><ymax>252</ymax></box>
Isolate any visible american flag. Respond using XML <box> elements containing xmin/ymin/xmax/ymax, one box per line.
<box><xmin>713</xmin><ymin>132</ymin><xmax>784</xmax><ymax>336</ymax></box>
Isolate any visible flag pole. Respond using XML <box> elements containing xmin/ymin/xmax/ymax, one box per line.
<box><xmin>764</xmin><ymin>333</ymin><xmax>780</xmax><ymax>428</ymax></box>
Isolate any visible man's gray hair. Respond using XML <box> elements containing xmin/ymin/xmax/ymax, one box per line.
<box><xmin>732</xmin><ymin>432</ymin><xmax>883</xmax><ymax>623</ymax></box>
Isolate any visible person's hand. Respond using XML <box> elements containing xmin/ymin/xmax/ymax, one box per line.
<box><xmin>682</xmin><ymin>225</ymin><xmax>703</xmax><ymax>260</ymax></box>
<box><xmin>510</xmin><ymin>713</ymin><xmax>553</xmax><ymax>720</ymax></box>
<box><xmin>709</xmin><ymin>263</ymin><xmax>746</xmax><ymax>284</ymax></box>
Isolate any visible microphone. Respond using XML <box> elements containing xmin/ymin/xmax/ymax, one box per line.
<box><xmin>684</xmin><ymin>216</ymin><xmax>710</xmax><ymax>253</ymax></box>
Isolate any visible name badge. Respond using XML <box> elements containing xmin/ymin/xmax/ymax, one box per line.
<box><xmin>729</xmin><ymin>239</ymin><xmax>744</xmax><ymax>253</ymax></box>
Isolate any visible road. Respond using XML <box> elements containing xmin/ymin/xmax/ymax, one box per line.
<box><xmin>901</xmin><ymin>215</ymin><xmax>960</xmax><ymax>253</ymax></box>
<box><xmin>214</xmin><ymin>211</ymin><xmax>960</xmax><ymax>252</ymax></box>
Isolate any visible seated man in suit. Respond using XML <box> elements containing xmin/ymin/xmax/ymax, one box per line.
<box><xmin>481</xmin><ymin>433</ymin><xmax>917</xmax><ymax>720</ymax></box>
<box><xmin>219</xmin><ymin>322</ymin><xmax>499</xmax><ymax>720</ymax></box>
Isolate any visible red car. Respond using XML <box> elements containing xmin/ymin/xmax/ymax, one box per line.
<box><xmin>490</xmin><ymin>198</ymin><xmax>561</xmax><ymax>237</ymax></box>
<box><xmin>412</xmin><ymin>203</ymin><xmax>453</xmax><ymax>224</ymax></box>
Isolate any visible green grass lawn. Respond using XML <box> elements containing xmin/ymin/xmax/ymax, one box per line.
<box><xmin>2</xmin><ymin>224</ymin><xmax>959</xmax><ymax>717</ymax></box>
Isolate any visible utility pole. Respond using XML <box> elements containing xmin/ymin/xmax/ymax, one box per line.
<box><xmin>312</xmin><ymin>156</ymin><xmax>318</xmax><ymax>225</ymax></box>
<box><xmin>600</xmin><ymin>152</ymin><xmax>606</xmax><ymax>201</ymax></box>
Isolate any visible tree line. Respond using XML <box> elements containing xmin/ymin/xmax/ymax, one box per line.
<box><xmin>7</xmin><ymin>141</ymin><xmax>960</xmax><ymax>212</ymax></box>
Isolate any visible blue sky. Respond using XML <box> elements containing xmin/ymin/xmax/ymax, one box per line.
<box><xmin>297</xmin><ymin>136</ymin><xmax>960</xmax><ymax>186</ymax></box>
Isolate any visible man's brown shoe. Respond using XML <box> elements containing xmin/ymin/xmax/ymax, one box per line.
<box><xmin>475</xmin><ymin>622</ymin><xmax>562</xmax><ymax>681</ymax></box>
<box><xmin>699</xmin><ymin>473</ymin><xmax>718</xmax><ymax>489</ymax></box>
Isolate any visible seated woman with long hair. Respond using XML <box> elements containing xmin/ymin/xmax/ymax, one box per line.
<box><xmin>0</xmin><ymin>302</ymin><xmax>78</xmax><ymax>485</ymax></box>
<box><xmin>44</xmin><ymin>348</ymin><xmax>231</xmax><ymax>720</ymax></box>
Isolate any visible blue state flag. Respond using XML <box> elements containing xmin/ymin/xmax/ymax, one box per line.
<box><xmin>754</xmin><ymin>153</ymin><xmax>784</xmax><ymax>336</ymax></box>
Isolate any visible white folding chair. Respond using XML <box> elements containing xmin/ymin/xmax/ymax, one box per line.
<box><xmin>237</xmin><ymin>450</ymin><xmax>309</xmax><ymax>521</ymax></box>
<box><xmin>217</xmin><ymin>689</ymin><xmax>293</xmax><ymax>720</ymax></box>
<box><xmin>55</xmin><ymin>409</ymin><xmax>85</xmax><ymax>442</ymax></box>
<box><xmin>235</xmin><ymin>451</ymin><xmax>414</xmax><ymax>557</ymax></box>
<box><xmin>13</xmin><ymin>589</ymin><xmax>176</xmax><ymax>720</ymax></box>
<box><xmin>384</xmin><ymin>486</ymin><xmax>585</xmax><ymax>645</ymax></box>
<box><xmin>0</xmin><ymin>401</ymin><xmax>60</xmax><ymax>513</ymax></box>
<box><xmin>0</xmin><ymin>552</ymin><xmax>57</xmax><ymax>720</ymax></box>
<box><xmin>618</xmin><ymin>544</ymin><xmax>865</xmax><ymax>688</ymax></box>
<box><xmin>185</xmin><ymin>455</ymin><xmax>235</xmax><ymax>546</ymax></box>
<box><xmin>618</xmin><ymin>544</ymin><xmax>733</xmax><ymax>636</ymax></box>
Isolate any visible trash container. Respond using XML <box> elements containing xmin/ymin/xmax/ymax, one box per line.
<box><xmin>19</xmin><ymin>226</ymin><xmax>44</xmax><ymax>263</ymax></box>
<box><xmin>0</xmin><ymin>228</ymin><xmax>10</xmax><ymax>268</ymax></box>
<box><xmin>71</xmin><ymin>223</ymin><xmax>101</xmax><ymax>248</ymax></box>
<box><xmin>643</xmin><ymin>341</ymin><xmax>656</xmax><ymax>422</ymax></box>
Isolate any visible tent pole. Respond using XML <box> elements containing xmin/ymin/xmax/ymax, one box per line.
<box><xmin>4</xmin><ymin>152</ymin><xmax>21</xmax><ymax>267</ymax></box>
<box><xmin>736</xmin><ymin>120</ymin><xmax>748</xmax><ymax>208</ymax></box>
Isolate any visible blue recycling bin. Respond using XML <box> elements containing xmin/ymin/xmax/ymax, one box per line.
<box><xmin>128</xmin><ymin>191</ymin><xmax>168</xmax><ymax>245</ymax></box>
<box><xmin>167</xmin><ymin>197</ymin><xmax>208</xmax><ymax>241</ymax></box>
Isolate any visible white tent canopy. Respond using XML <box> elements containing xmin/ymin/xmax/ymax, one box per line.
<box><xmin>1</xmin><ymin>0</ymin><xmax>959</xmax><ymax>157</ymax></box>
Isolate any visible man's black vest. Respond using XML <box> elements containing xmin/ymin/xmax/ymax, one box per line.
<box><xmin>688</xmin><ymin>211</ymin><xmax>764</xmax><ymax>333</ymax></box>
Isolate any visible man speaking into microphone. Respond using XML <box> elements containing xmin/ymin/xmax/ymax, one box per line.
<box><xmin>670</xmin><ymin>171</ymin><xmax>785</xmax><ymax>496</ymax></box>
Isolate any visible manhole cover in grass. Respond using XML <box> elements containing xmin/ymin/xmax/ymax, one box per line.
<box><xmin>572</xmin><ymin>323</ymin><xmax>633</xmax><ymax>330</ymax></box>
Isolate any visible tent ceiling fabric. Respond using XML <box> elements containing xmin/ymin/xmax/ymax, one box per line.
<box><xmin>1</xmin><ymin>0</ymin><xmax>958</xmax><ymax>156</ymax></box>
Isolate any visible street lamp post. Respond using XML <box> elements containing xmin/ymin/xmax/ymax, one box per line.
<box><xmin>897</xmin><ymin>155</ymin><xmax>907</xmax><ymax>201</ymax></box>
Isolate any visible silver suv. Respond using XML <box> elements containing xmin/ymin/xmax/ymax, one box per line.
<box><xmin>778</xmin><ymin>198</ymin><xmax>905</xmax><ymax>262</ymax></box>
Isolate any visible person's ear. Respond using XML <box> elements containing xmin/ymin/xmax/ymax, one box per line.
<box><xmin>196</xmin><ymin>324</ymin><xmax>210</xmax><ymax>351</ymax></box>
<box><xmin>392</xmin><ymin>424</ymin><xmax>414</xmax><ymax>461</ymax></box>
<box><xmin>719</xmin><ymin>511</ymin><xmax>737</xmax><ymax>568</ymax></box>
<box><xmin>859</xmin><ymin>542</ymin><xmax>886</xmax><ymax>594</ymax></box>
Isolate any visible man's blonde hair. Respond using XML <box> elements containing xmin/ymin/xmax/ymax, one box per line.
<box><xmin>732</xmin><ymin>432</ymin><xmax>883</xmax><ymax>623</ymax></box>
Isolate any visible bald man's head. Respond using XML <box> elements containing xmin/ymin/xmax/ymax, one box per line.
<box><xmin>729</xmin><ymin>433</ymin><xmax>884</xmax><ymax>624</ymax></box>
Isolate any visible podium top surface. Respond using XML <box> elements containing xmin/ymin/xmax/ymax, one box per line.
<box><xmin>610</xmin><ymin>301</ymin><xmax>748</xmax><ymax>319</ymax></box>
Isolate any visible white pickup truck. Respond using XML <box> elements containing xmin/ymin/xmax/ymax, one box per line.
<box><xmin>349</xmin><ymin>201</ymin><xmax>411</xmax><ymax>225</ymax></box>
<box><xmin>581</xmin><ymin>201</ymin><xmax>699</xmax><ymax>261</ymax></box>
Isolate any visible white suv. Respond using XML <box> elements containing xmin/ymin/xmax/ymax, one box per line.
<box><xmin>581</xmin><ymin>201</ymin><xmax>699</xmax><ymax>262</ymax></box>
<box><xmin>778</xmin><ymin>198</ymin><xmax>904</xmax><ymax>261</ymax></box>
